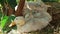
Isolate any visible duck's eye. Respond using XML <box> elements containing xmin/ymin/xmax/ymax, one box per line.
<box><xmin>16</xmin><ymin>18</ymin><xmax>18</xmax><ymax>20</ymax></box>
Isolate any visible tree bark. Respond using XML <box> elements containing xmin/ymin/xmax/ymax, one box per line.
<box><xmin>15</xmin><ymin>0</ymin><xmax>25</xmax><ymax>16</ymax></box>
<box><xmin>7</xmin><ymin>6</ymin><xmax>14</xmax><ymax>16</ymax></box>
<box><xmin>3</xmin><ymin>2</ymin><xmax>14</xmax><ymax>16</ymax></box>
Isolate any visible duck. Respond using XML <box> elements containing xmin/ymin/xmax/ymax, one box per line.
<box><xmin>8</xmin><ymin>0</ymin><xmax>52</xmax><ymax>34</ymax></box>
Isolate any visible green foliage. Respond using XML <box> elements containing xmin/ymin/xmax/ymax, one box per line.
<box><xmin>42</xmin><ymin>0</ymin><xmax>58</xmax><ymax>2</ymax></box>
<box><xmin>0</xmin><ymin>0</ymin><xmax>17</xmax><ymax>9</ymax></box>
<box><xmin>7</xmin><ymin>0</ymin><xmax>17</xmax><ymax>9</ymax></box>
<box><xmin>0</xmin><ymin>0</ymin><xmax>4</xmax><ymax>5</ymax></box>
<box><xmin>0</xmin><ymin>11</ymin><xmax>2</xmax><ymax>21</ymax></box>
<box><xmin>0</xmin><ymin>16</ymin><xmax>9</xmax><ymax>29</ymax></box>
<box><xmin>2</xmin><ymin>15</ymin><xmax>16</xmax><ymax>32</ymax></box>
<box><xmin>0</xmin><ymin>0</ymin><xmax>17</xmax><ymax>31</ymax></box>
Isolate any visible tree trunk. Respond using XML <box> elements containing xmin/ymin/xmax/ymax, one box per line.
<box><xmin>15</xmin><ymin>0</ymin><xmax>25</xmax><ymax>16</ymax></box>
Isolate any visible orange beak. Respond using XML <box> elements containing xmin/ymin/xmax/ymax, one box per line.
<box><xmin>9</xmin><ymin>22</ymin><xmax>16</xmax><ymax>27</ymax></box>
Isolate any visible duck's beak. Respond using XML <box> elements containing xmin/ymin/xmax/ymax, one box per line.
<box><xmin>9</xmin><ymin>22</ymin><xmax>16</xmax><ymax>27</ymax></box>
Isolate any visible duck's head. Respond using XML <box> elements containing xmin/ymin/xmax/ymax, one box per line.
<box><xmin>9</xmin><ymin>16</ymin><xmax>25</xmax><ymax>27</ymax></box>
